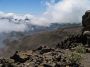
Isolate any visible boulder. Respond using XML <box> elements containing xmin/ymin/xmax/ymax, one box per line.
<box><xmin>83</xmin><ymin>31</ymin><xmax>90</xmax><ymax>36</ymax></box>
<box><xmin>10</xmin><ymin>50</ymin><xmax>33</xmax><ymax>63</ymax></box>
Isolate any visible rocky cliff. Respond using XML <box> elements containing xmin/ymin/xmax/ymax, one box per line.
<box><xmin>82</xmin><ymin>10</ymin><xmax>90</xmax><ymax>46</ymax></box>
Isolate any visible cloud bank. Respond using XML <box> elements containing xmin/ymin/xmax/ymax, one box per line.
<box><xmin>28</xmin><ymin>0</ymin><xmax>90</xmax><ymax>26</ymax></box>
<box><xmin>41</xmin><ymin>0</ymin><xmax>90</xmax><ymax>24</ymax></box>
<box><xmin>0</xmin><ymin>0</ymin><xmax>90</xmax><ymax>32</ymax></box>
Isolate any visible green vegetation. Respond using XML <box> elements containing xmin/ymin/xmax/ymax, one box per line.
<box><xmin>67</xmin><ymin>52</ymin><xmax>82</xmax><ymax>64</ymax></box>
<box><xmin>74</xmin><ymin>44</ymin><xmax>86</xmax><ymax>54</ymax></box>
<box><xmin>66</xmin><ymin>44</ymin><xmax>86</xmax><ymax>66</ymax></box>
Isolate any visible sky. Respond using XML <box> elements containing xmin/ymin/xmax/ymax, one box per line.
<box><xmin>0</xmin><ymin>0</ymin><xmax>61</xmax><ymax>14</ymax></box>
<box><xmin>0</xmin><ymin>0</ymin><xmax>46</xmax><ymax>14</ymax></box>
<box><xmin>0</xmin><ymin>0</ymin><xmax>90</xmax><ymax>32</ymax></box>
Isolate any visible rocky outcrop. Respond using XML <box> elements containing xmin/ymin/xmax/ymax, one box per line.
<box><xmin>56</xmin><ymin>34</ymin><xmax>83</xmax><ymax>49</ymax></box>
<box><xmin>82</xmin><ymin>10</ymin><xmax>90</xmax><ymax>29</ymax></box>
<box><xmin>10</xmin><ymin>50</ymin><xmax>33</xmax><ymax>63</ymax></box>
<box><xmin>0</xmin><ymin>46</ymin><xmax>81</xmax><ymax>67</ymax></box>
<box><xmin>82</xmin><ymin>10</ymin><xmax>90</xmax><ymax>46</ymax></box>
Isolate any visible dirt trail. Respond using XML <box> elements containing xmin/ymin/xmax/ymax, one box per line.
<box><xmin>82</xmin><ymin>52</ymin><xmax>90</xmax><ymax>67</ymax></box>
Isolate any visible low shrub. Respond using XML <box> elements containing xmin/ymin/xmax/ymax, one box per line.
<box><xmin>74</xmin><ymin>44</ymin><xmax>86</xmax><ymax>54</ymax></box>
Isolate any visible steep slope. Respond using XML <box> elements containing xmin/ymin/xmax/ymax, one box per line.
<box><xmin>19</xmin><ymin>27</ymin><xmax>82</xmax><ymax>50</ymax></box>
<box><xmin>2</xmin><ymin>26</ymin><xmax>82</xmax><ymax>57</ymax></box>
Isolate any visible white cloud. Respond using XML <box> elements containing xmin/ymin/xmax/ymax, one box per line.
<box><xmin>30</xmin><ymin>0</ymin><xmax>90</xmax><ymax>26</ymax></box>
<box><xmin>0</xmin><ymin>19</ymin><xmax>26</xmax><ymax>32</ymax></box>
<box><xmin>0</xmin><ymin>12</ymin><xmax>15</xmax><ymax>18</ymax></box>
<box><xmin>0</xmin><ymin>13</ymin><xmax>31</xmax><ymax>32</ymax></box>
<box><xmin>42</xmin><ymin>0</ymin><xmax>90</xmax><ymax>23</ymax></box>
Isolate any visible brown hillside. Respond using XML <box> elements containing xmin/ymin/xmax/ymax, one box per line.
<box><xmin>2</xmin><ymin>26</ymin><xmax>82</xmax><ymax>57</ymax></box>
